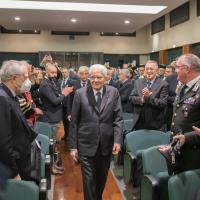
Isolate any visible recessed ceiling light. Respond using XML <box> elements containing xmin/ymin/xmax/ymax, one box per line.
<box><xmin>71</xmin><ymin>18</ymin><xmax>77</xmax><ymax>23</ymax></box>
<box><xmin>0</xmin><ymin>1</ymin><xmax>167</xmax><ymax>14</ymax></box>
<box><xmin>14</xmin><ymin>16</ymin><xmax>21</xmax><ymax>21</ymax></box>
<box><xmin>124</xmin><ymin>20</ymin><xmax>130</xmax><ymax>24</ymax></box>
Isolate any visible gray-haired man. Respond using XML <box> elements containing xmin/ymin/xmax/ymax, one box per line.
<box><xmin>69</xmin><ymin>64</ymin><xmax>123</xmax><ymax>200</ymax></box>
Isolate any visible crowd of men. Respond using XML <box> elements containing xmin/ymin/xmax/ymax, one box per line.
<box><xmin>0</xmin><ymin>53</ymin><xmax>200</xmax><ymax>200</ymax></box>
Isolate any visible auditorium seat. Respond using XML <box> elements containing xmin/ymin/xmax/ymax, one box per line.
<box><xmin>5</xmin><ymin>179</ymin><xmax>39</xmax><ymax>200</ymax></box>
<box><xmin>123</xmin><ymin>130</ymin><xmax>170</xmax><ymax>187</ymax></box>
<box><xmin>123</xmin><ymin>112</ymin><xmax>133</xmax><ymax>120</ymax></box>
<box><xmin>37</xmin><ymin>134</ymin><xmax>52</xmax><ymax>190</ymax></box>
<box><xmin>141</xmin><ymin>146</ymin><xmax>169</xmax><ymax>200</ymax></box>
<box><xmin>168</xmin><ymin>169</ymin><xmax>200</xmax><ymax>200</ymax></box>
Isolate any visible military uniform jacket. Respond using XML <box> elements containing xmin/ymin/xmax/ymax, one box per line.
<box><xmin>171</xmin><ymin>79</ymin><xmax>200</xmax><ymax>135</ymax></box>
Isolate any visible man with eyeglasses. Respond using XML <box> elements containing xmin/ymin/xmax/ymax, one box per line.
<box><xmin>69</xmin><ymin>64</ymin><xmax>123</xmax><ymax>200</ymax></box>
<box><xmin>159</xmin><ymin>53</ymin><xmax>200</xmax><ymax>174</ymax></box>
<box><xmin>0</xmin><ymin>60</ymin><xmax>37</xmax><ymax>180</ymax></box>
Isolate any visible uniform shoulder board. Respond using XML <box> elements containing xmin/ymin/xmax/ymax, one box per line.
<box><xmin>192</xmin><ymin>79</ymin><xmax>200</xmax><ymax>92</ymax></box>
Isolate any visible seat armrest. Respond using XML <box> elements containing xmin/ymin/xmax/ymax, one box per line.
<box><xmin>123</xmin><ymin>151</ymin><xmax>137</xmax><ymax>185</ymax></box>
<box><xmin>39</xmin><ymin>178</ymin><xmax>47</xmax><ymax>200</ymax></box>
<box><xmin>141</xmin><ymin>175</ymin><xmax>158</xmax><ymax>200</ymax></box>
<box><xmin>45</xmin><ymin>154</ymin><xmax>51</xmax><ymax>190</ymax></box>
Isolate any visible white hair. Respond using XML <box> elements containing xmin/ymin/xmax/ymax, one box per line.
<box><xmin>89</xmin><ymin>64</ymin><xmax>107</xmax><ymax>76</ymax></box>
<box><xmin>120</xmin><ymin>69</ymin><xmax>131</xmax><ymax>78</ymax></box>
<box><xmin>0</xmin><ymin>60</ymin><xmax>25</xmax><ymax>82</ymax></box>
<box><xmin>78</xmin><ymin>66</ymin><xmax>89</xmax><ymax>73</ymax></box>
<box><xmin>145</xmin><ymin>60</ymin><xmax>158</xmax><ymax>69</ymax></box>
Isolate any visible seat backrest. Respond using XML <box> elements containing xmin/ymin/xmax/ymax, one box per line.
<box><xmin>123</xmin><ymin>112</ymin><xmax>133</xmax><ymax>120</ymax></box>
<box><xmin>168</xmin><ymin>170</ymin><xmax>200</xmax><ymax>200</ymax></box>
<box><xmin>123</xmin><ymin>119</ymin><xmax>133</xmax><ymax>132</ymax></box>
<box><xmin>5</xmin><ymin>180</ymin><xmax>39</xmax><ymax>200</ymax></box>
<box><xmin>34</xmin><ymin>121</ymin><xmax>52</xmax><ymax>139</ymax></box>
<box><xmin>142</xmin><ymin>146</ymin><xmax>168</xmax><ymax>177</ymax></box>
<box><xmin>36</xmin><ymin>134</ymin><xmax>50</xmax><ymax>154</ymax></box>
<box><xmin>125</xmin><ymin>129</ymin><xmax>170</xmax><ymax>154</ymax></box>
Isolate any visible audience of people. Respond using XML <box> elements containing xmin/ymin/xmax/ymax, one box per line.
<box><xmin>1</xmin><ymin>53</ymin><xmax>200</xmax><ymax>200</ymax></box>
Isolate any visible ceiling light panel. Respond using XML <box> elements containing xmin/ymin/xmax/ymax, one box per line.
<box><xmin>0</xmin><ymin>1</ymin><xmax>167</xmax><ymax>14</ymax></box>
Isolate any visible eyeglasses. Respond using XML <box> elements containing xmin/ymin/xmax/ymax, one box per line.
<box><xmin>176</xmin><ymin>65</ymin><xmax>188</xmax><ymax>70</ymax></box>
<box><xmin>90</xmin><ymin>76</ymin><xmax>104</xmax><ymax>81</ymax></box>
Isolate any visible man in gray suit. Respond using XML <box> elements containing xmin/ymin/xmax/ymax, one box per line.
<box><xmin>69</xmin><ymin>64</ymin><xmax>123</xmax><ymax>200</ymax></box>
<box><xmin>129</xmin><ymin>60</ymin><xmax>168</xmax><ymax>131</ymax></box>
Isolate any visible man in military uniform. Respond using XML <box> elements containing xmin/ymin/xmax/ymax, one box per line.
<box><xmin>159</xmin><ymin>53</ymin><xmax>200</xmax><ymax>174</ymax></box>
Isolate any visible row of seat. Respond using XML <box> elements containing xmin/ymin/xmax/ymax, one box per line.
<box><xmin>121</xmin><ymin>113</ymin><xmax>200</xmax><ymax>200</ymax></box>
<box><xmin>4</xmin><ymin>122</ymin><xmax>54</xmax><ymax>200</ymax></box>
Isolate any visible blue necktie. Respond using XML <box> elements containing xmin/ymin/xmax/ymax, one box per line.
<box><xmin>96</xmin><ymin>92</ymin><xmax>102</xmax><ymax>110</ymax></box>
<box><xmin>146</xmin><ymin>81</ymin><xmax>151</xmax><ymax>89</ymax></box>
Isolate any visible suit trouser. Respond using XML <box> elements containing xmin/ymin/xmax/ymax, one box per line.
<box><xmin>62</xmin><ymin>107</ymin><xmax>69</xmax><ymax>140</ymax></box>
<box><xmin>79</xmin><ymin>147</ymin><xmax>111</xmax><ymax>200</ymax></box>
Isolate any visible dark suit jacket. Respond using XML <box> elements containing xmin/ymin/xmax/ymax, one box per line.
<box><xmin>68</xmin><ymin>79</ymin><xmax>91</xmax><ymax>115</ymax></box>
<box><xmin>118</xmin><ymin>79</ymin><xmax>134</xmax><ymax>113</ymax></box>
<box><xmin>129</xmin><ymin>77</ymin><xmax>168</xmax><ymax>131</ymax></box>
<box><xmin>69</xmin><ymin>85</ymin><xmax>123</xmax><ymax>156</ymax></box>
<box><xmin>108</xmin><ymin>79</ymin><xmax>119</xmax><ymax>88</ymax></box>
<box><xmin>58</xmin><ymin>78</ymin><xmax>73</xmax><ymax>108</ymax></box>
<box><xmin>39</xmin><ymin>78</ymin><xmax>66</xmax><ymax>123</ymax></box>
<box><xmin>165</xmin><ymin>73</ymin><xmax>178</xmax><ymax>130</ymax></box>
<box><xmin>0</xmin><ymin>84</ymin><xmax>37</xmax><ymax>178</ymax></box>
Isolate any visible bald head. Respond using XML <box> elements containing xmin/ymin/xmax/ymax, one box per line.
<box><xmin>45</xmin><ymin>63</ymin><xmax>57</xmax><ymax>79</ymax></box>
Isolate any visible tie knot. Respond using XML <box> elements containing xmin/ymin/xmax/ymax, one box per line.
<box><xmin>96</xmin><ymin>92</ymin><xmax>101</xmax><ymax>97</ymax></box>
<box><xmin>146</xmin><ymin>81</ymin><xmax>151</xmax><ymax>88</ymax></box>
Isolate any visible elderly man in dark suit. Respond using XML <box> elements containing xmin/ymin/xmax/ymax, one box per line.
<box><xmin>129</xmin><ymin>60</ymin><xmax>168</xmax><ymax>131</ymax></box>
<box><xmin>118</xmin><ymin>68</ymin><xmax>134</xmax><ymax>113</ymax></box>
<box><xmin>69</xmin><ymin>64</ymin><xmax>123</xmax><ymax>200</ymax></box>
<box><xmin>0</xmin><ymin>60</ymin><xmax>37</xmax><ymax>180</ymax></box>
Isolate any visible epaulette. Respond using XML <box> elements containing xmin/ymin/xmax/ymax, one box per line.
<box><xmin>192</xmin><ymin>79</ymin><xmax>200</xmax><ymax>92</ymax></box>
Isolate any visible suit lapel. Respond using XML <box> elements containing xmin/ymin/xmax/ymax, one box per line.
<box><xmin>87</xmin><ymin>86</ymin><xmax>99</xmax><ymax>114</ymax></box>
<box><xmin>100</xmin><ymin>86</ymin><xmax>109</xmax><ymax>113</ymax></box>
<box><xmin>150</xmin><ymin>77</ymin><xmax>159</xmax><ymax>94</ymax></box>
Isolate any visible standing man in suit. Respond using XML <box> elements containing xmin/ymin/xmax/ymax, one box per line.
<box><xmin>0</xmin><ymin>60</ymin><xmax>37</xmax><ymax>180</ymax></box>
<box><xmin>58</xmin><ymin>67</ymin><xmax>73</xmax><ymax>141</ymax></box>
<box><xmin>69</xmin><ymin>64</ymin><xmax>123</xmax><ymax>200</ymax></box>
<box><xmin>68</xmin><ymin>66</ymin><xmax>90</xmax><ymax>119</ymax></box>
<box><xmin>118</xmin><ymin>69</ymin><xmax>134</xmax><ymax>113</ymax></box>
<box><xmin>39</xmin><ymin>63</ymin><xmax>73</xmax><ymax>174</ymax></box>
<box><xmin>129</xmin><ymin>60</ymin><xmax>168</xmax><ymax>131</ymax></box>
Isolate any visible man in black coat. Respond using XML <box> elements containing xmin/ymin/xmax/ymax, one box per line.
<box><xmin>118</xmin><ymin>69</ymin><xmax>134</xmax><ymax>113</ymax></box>
<box><xmin>67</xmin><ymin>66</ymin><xmax>90</xmax><ymax>118</ymax></box>
<box><xmin>0</xmin><ymin>60</ymin><xmax>37</xmax><ymax>180</ymax></box>
<box><xmin>39</xmin><ymin>63</ymin><xmax>73</xmax><ymax>141</ymax></box>
<box><xmin>69</xmin><ymin>64</ymin><xmax>123</xmax><ymax>200</ymax></box>
<box><xmin>129</xmin><ymin>60</ymin><xmax>168</xmax><ymax>131</ymax></box>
